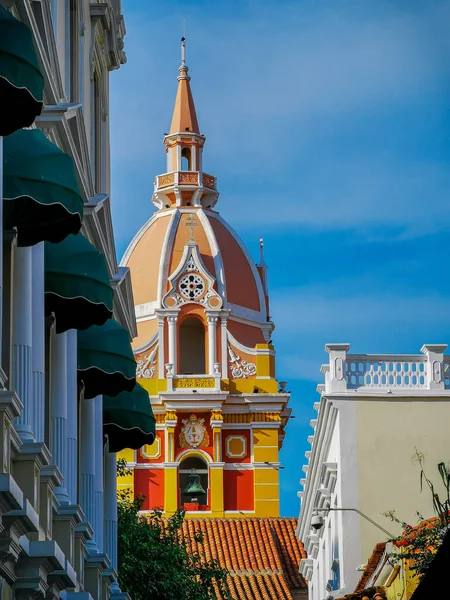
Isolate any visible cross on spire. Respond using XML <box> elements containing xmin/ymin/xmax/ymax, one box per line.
<box><xmin>185</xmin><ymin>215</ymin><xmax>198</xmax><ymax>242</ymax></box>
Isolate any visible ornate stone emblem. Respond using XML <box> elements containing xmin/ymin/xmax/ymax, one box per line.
<box><xmin>179</xmin><ymin>414</ymin><xmax>209</xmax><ymax>449</ymax></box>
<box><xmin>136</xmin><ymin>347</ymin><xmax>157</xmax><ymax>379</ymax></box>
<box><xmin>228</xmin><ymin>346</ymin><xmax>257</xmax><ymax>379</ymax></box>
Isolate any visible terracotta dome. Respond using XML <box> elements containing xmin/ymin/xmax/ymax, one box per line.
<box><xmin>120</xmin><ymin>42</ymin><xmax>274</xmax><ymax>357</ymax></box>
<box><xmin>121</xmin><ymin>207</ymin><xmax>270</xmax><ymax>351</ymax></box>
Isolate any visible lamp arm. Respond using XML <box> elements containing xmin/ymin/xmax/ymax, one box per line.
<box><xmin>314</xmin><ymin>507</ymin><xmax>395</xmax><ymax>538</ymax></box>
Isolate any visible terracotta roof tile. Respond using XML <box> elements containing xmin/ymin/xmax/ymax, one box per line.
<box><xmin>354</xmin><ymin>542</ymin><xmax>387</xmax><ymax>592</ymax></box>
<box><xmin>178</xmin><ymin>517</ymin><xmax>307</xmax><ymax>599</ymax></box>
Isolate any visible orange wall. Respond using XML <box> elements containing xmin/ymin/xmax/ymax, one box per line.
<box><xmin>135</xmin><ymin>468</ymin><xmax>165</xmax><ymax>511</ymax></box>
<box><xmin>224</xmin><ymin>470</ymin><xmax>254</xmax><ymax>511</ymax></box>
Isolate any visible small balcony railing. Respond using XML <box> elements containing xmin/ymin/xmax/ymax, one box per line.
<box><xmin>155</xmin><ymin>171</ymin><xmax>216</xmax><ymax>191</ymax></box>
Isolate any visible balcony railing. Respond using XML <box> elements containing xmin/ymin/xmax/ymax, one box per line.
<box><xmin>322</xmin><ymin>344</ymin><xmax>449</xmax><ymax>393</ymax></box>
<box><xmin>155</xmin><ymin>171</ymin><xmax>216</xmax><ymax>191</ymax></box>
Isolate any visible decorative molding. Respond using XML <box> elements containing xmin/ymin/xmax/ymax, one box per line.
<box><xmin>173</xmin><ymin>377</ymin><xmax>215</xmax><ymax>389</ymax></box>
<box><xmin>162</xmin><ymin>241</ymin><xmax>222</xmax><ymax>310</ymax></box>
<box><xmin>228</xmin><ymin>345</ymin><xmax>256</xmax><ymax>379</ymax></box>
<box><xmin>225</xmin><ymin>435</ymin><xmax>247</xmax><ymax>459</ymax></box>
<box><xmin>136</xmin><ymin>346</ymin><xmax>158</xmax><ymax>379</ymax></box>
<box><xmin>141</xmin><ymin>437</ymin><xmax>161</xmax><ymax>460</ymax></box>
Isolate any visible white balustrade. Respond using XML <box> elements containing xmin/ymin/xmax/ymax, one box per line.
<box><xmin>324</xmin><ymin>344</ymin><xmax>449</xmax><ymax>392</ymax></box>
<box><xmin>345</xmin><ymin>356</ymin><xmax>427</xmax><ymax>389</ymax></box>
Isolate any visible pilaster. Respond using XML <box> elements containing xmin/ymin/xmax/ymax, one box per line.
<box><xmin>12</xmin><ymin>245</ymin><xmax>33</xmax><ymax>441</ymax></box>
<box><xmin>66</xmin><ymin>329</ymin><xmax>78</xmax><ymax>504</ymax></box>
<box><xmin>31</xmin><ymin>242</ymin><xmax>45</xmax><ymax>444</ymax></box>
<box><xmin>166</xmin><ymin>311</ymin><xmax>179</xmax><ymax>373</ymax></box>
<box><xmin>80</xmin><ymin>396</ymin><xmax>97</xmax><ymax>554</ymax></box>
<box><xmin>104</xmin><ymin>449</ymin><xmax>118</xmax><ymax>571</ymax></box>
<box><xmin>50</xmin><ymin>329</ymin><xmax>69</xmax><ymax>503</ymax></box>
<box><xmin>206</xmin><ymin>312</ymin><xmax>218</xmax><ymax>375</ymax></box>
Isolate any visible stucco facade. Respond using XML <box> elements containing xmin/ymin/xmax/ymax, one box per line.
<box><xmin>297</xmin><ymin>343</ymin><xmax>450</xmax><ymax>600</ymax></box>
<box><xmin>0</xmin><ymin>1</ymin><xmax>135</xmax><ymax>598</ymax></box>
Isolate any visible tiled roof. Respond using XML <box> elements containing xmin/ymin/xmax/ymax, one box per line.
<box><xmin>354</xmin><ymin>542</ymin><xmax>387</xmax><ymax>592</ymax></box>
<box><xmin>180</xmin><ymin>517</ymin><xmax>307</xmax><ymax>599</ymax></box>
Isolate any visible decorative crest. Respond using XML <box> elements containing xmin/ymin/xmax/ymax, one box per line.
<box><xmin>179</xmin><ymin>414</ymin><xmax>210</xmax><ymax>449</ymax></box>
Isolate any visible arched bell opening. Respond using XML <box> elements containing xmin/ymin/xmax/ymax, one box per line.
<box><xmin>181</xmin><ymin>147</ymin><xmax>191</xmax><ymax>171</ymax></box>
<box><xmin>179</xmin><ymin>316</ymin><xmax>206</xmax><ymax>374</ymax></box>
<box><xmin>178</xmin><ymin>456</ymin><xmax>209</xmax><ymax>507</ymax></box>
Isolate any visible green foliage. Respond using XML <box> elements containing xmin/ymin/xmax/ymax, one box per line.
<box><xmin>383</xmin><ymin>452</ymin><xmax>450</xmax><ymax>580</ymax></box>
<box><xmin>117</xmin><ymin>492</ymin><xmax>230</xmax><ymax>600</ymax></box>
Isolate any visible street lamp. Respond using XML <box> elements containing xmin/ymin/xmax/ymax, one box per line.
<box><xmin>311</xmin><ymin>507</ymin><xmax>395</xmax><ymax>538</ymax></box>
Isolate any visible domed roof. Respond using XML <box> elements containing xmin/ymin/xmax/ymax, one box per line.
<box><xmin>121</xmin><ymin>207</ymin><xmax>268</xmax><ymax>342</ymax></box>
<box><xmin>121</xmin><ymin>44</ymin><xmax>274</xmax><ymax>353</ymax></box>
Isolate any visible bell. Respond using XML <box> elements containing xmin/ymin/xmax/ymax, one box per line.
<box><xmin>183</xmin><ymin>469</ymin><xmax>206</xmax><ymax>501</ymax></box>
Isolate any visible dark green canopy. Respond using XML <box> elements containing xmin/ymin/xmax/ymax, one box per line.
<box><xmin>78</xmin><ymin>319</ymin><xmax>136</xmax><ymax>400</ymax></box>
<box><xmin>0</xmin><ymin>6</ymin><xmax>43</xmax><ymax>135</ymax></box>
<box><xmin>3</xmin><ymin>129</ymin><xmax>83</xmax><ymax>246</ymax></box>
<box><xmin>45</xmin><ymin>233</ymin><xmax>114</xmax><ymax>334</ymax></box>
<box><xmin>103</xmin><ymin>383</ymin><xmax>156</xmax><ymax>453</ymax></box>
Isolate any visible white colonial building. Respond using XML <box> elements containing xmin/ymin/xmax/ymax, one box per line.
<box><xmin>0</xmin><ymin>1</ymin><xmax>154</xmax><ymax>599</ymax></box>
<box><xmin>297</xmin><ymin>343</ymin><xmax>450</xmax><ymax>600</ymax></box>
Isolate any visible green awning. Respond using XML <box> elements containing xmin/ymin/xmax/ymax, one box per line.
<box><xmin>3</xmin><ymin>129</ymin><xmax>83</xmax><ymax>246</ymax></box>
<box><xmin>0</xmin><ymin>6</ymin><xmax>43</xmax><ymax>135</ymax></box>
<box><xmin>45</xmin><ymin>233</ymin><xmax>114</xmax><ymax>334</ymax></box>
<box><xmin>103</xmin><ymin>383</ymin><xmax>156</xmax><ymax>453</ymax></box>
<box><xmin>78</xmin><ymin>319</ymin><xmax>136</xmax><ymax>400</ymax></box>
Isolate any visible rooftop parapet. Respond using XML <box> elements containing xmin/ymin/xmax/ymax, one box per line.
<box><xmin>323</xmin><ymin>343</ymin><xmax>449</xmax><ymax>394</ymax></box>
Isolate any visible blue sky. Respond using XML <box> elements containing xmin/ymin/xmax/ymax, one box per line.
<box><xmin>110</xmin><ymin>0</ymin><xmax>450</xmax><ymax>517</ymax></box>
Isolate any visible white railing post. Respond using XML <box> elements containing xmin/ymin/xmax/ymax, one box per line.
<box><xmin>421</xmin><ymin>344</ymin><xmax>447</xmax><ymax>390</ymax></box>
<box><xmin>325</xmin><ymin>344</ymin><xmax>350</xmax><ymax>393</ymax></box>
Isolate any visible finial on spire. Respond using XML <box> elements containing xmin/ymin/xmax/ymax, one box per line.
<box><xmin>181</xmin><ymin>36</ymin><xmax>186</xmax><ymax>68</ymax></box>
<box><xmin>259</xmin><ymin>237</ymin><xmax>266</xmax><ymax>266</ymax></box>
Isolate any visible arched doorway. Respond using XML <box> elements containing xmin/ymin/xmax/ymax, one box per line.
<box><xmin>179</xmin><ymin>317</ymin><xmax>206</xmax><ymax>374</ymax></box>
<box><xmin>179</xmin><ymin>455</ymin><xmax>208</xmax><ymax>507</ymax></box>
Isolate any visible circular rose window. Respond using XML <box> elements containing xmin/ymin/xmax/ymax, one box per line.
<box><xmin>178</xmin><ymin>273</ymin><xmax>205</xmax><ymax>300</ymax></box>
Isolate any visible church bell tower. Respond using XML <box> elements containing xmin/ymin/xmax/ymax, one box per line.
<box><xmin>118</xmin><ymin>39</ymin><xmax>291</xmax><ymax>518</ymax></box>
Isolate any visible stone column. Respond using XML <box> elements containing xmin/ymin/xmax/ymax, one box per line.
<box><xmin>0</xmin><ymin>136</ymin><xmax>4</xmax><ymax>387</ymax></box>
<box><xmin>66</xmin><ymin>329</ymin><xmax>78</xmax><ymax>504</ymax></box>
<box><xmin>220</xmin><ymin>316</ymin><xmax>228</xmax><ymax>379</ymax></box>
<box><xmin>167</xmin><ymin>314</ymin><xmax>178</xmax><ymax>374</ymax></box>
<box><xmin>206</xmin><ymin>314</ymin><xmax>218</xmax><ymax>375</ymax></box>
<box><xmin>104</xmin><ymin>448</ymin><xmax>118</xmax><ymax>570</ymax></box>
<box><xmin>94</xmin><ymin>394</ymin><xmax>104</xmax><ymax>553</ymax></box>
<box><xmin>50</xmin><ymin>329</ymin><xmax>69</xmax><ymax>504</ymax></box>
<box><xmin>80</xmin><ymin>394</ymin><xmax>97</xmax><ymax>553</ymax></box>
<box><xmin>157</xmin><ymin>314</ymin><xmax>165</xmax><ymax>378</ymax></box>
<box><xmin>31</xmin><ymin>243</ymin><xmax>45</xmax><ymax>443</ymax></box>
<box><xmin>12</xmin><ymin>245</ymin><xmax>33</xmax><ymax>441</ymax></box>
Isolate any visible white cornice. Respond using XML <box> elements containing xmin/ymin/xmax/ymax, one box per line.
<box><xmin>296</xmin><ymin>397</ymin><xmax>338</xmax><ymax>542</ymax></box>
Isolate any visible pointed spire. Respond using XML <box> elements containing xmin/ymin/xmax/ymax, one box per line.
<box><xmin>169</xmin><ymin>37</ymin><xmax>200</xmax><ymax>135</ymax></box>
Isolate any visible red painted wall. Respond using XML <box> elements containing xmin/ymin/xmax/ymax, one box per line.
<box><xmin>222</xmin><ymin>429</ymin><xmax>251</xmax><ymax>463</ymax></box>
<box><xmin>134</xmin><ymin>469</ymin><xmax>164</xmax><ymax>511</ymax></box>
<box><xmin>224</xmin><ymin>469</ymin><xmax>254</xmax><ymax>511</ymax></box>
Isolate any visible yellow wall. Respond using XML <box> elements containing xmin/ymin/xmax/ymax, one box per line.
<box><xmin>253</xmin><ymin>428</ymin><xmax>280</xmax><ymax>517</ymax></box>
